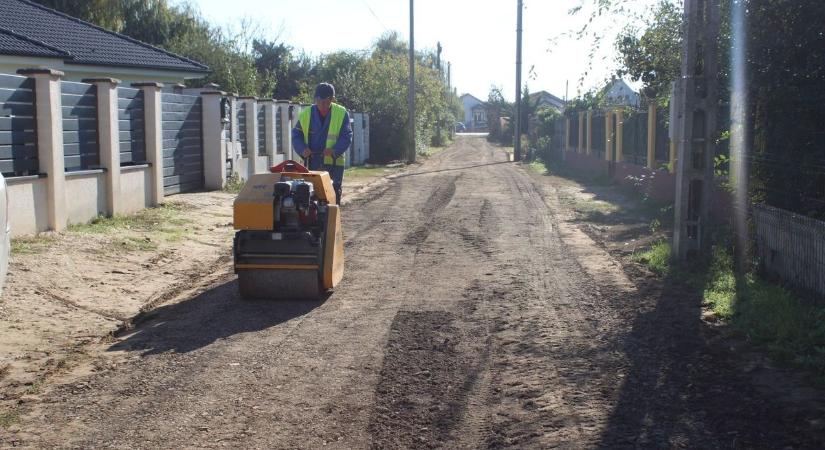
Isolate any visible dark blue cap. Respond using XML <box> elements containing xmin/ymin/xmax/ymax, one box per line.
<box><xmin>314</xmin><ymin>82</ymin><xmax>335</xmax><ymax>100</ymax></box>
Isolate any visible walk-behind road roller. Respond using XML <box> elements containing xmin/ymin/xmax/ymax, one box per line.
<box><xmin>232</xmin><ymin>160</ymin><xmax>344</xmax><ymax>299</ymax></box>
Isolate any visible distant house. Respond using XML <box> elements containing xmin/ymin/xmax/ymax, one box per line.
<box><xmin>0</xmin><ymin>0</ymin><xmax>209</xmax><ymax>84</ymax></box>
<box><xmin>460</xmin><ymin>93</ymin><xmax>488</xmax><ymax>131</ymax></box>
<box><xmin>602</xmin><ymin>79</ymin><xmax>640</xmax><ymax>108</ymax></box>
<box><xmin>528</xmin><ymin>90</ymin><xmax>566</xmax><ymax>112</ymax></box>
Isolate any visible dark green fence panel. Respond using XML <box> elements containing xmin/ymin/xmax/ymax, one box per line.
<box><xmin>161</xmin><ymin>92</ymin><xmax>202</xmax><ymax>195</ymax></box>
<box><xmin>592</xmin><ymin>112</ymin><xmax>606</xmax><ymax>158</ymax></box>
<box><xmin>568</xmin><ymin>115</ymin><xmax>579</xmax><ymax>148</ymax></box>
<box><xmin>237</xmin><ymin>102</ymin><xmax>247</xmax><ymax>156</ymax></box>
<box><xmin>118</xmin><ymin>87</ymin><xmax>146</xmax><ymax>165</ymax></box>
<box><xmin>62</xmin><ymin>81</ymin><xmax>99</xmax><ymax>171</ymax></box>
<box><xmin>0</xmin><ymin>74</ymin><xmax>37</xmax><ymax>176</ymax></box>
<box><xmin>655</xmin><ymin>108</ymin><xmax>670</xmax><ymax>163</ymax></box>
<box><xmin>257</xmin><ymin>104</ymin><xmax>266</xmax><ymax>156</ymax></box>
<box><xmin>622</xmin><ymin>111</ymin><xmax>648</xmax><ymax>165</ymax></box>
<box><xmin>275</xmin><ymin>106</ymin><xmax>283</xmax><ymax>154</ymax></box>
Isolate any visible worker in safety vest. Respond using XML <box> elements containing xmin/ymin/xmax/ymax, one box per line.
<box><xmin>292</xmin><ymin>82</ymin><xmax>352</xmax><ymax>205</ymax></box>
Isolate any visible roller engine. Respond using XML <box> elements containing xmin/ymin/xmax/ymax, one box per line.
<box><xmin>233</xmin><ymin>160</ymin><xmax>344</xmax><ymax>299</ymax></box>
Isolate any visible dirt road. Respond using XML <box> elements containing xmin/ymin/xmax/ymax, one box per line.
<box><xmin>5</xmin><ymin>136</ymin><xmax>824</xmax><ymax>448</ymax></box>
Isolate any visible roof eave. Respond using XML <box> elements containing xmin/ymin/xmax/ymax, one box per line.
<box><xmin>64</xmin><ymin>59</ymin><xmax>210</xmax><ymax>74</ymax></box>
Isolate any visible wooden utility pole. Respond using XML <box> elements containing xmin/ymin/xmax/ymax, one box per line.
<box><xmin>408</xmin><ymin>0</ymin><xmax>416</xmax><ymax>163</ymax></box>
<box><xmin>514</xmin><ymin>0</ymin><xmax>523</xmax><ymax>161</ymax></box>
<box><xmin>672</xmin><ymin>0</ymin><xmax>721</xmax><ymax>260</ymax></box>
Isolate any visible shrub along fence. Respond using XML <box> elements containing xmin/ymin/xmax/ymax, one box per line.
<box><xmin>1</xmin><ymin>70</ymin><xmax>370</xmax><ymax>237</ymax></box>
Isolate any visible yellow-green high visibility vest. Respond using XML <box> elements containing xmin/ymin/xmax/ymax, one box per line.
<box><xmin>298</xmin><ymin>103</ymin><xmax>348</xmax><ymax>166</ymax></box>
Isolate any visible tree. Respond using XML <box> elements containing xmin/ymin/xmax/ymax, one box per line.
<box><xmin>31</xmin><ymin>0</ymin><xmax>122</xmax><ymax>30</ymax></box>
<box><xmin>614</xmin><ymin>0</ymin><xmax>682</xmax><ymax>105</ymax></box>
<box><xmin>486</xmin><ymin>85</ymin><xmax>511</xmax><ymax>142</ymax></box>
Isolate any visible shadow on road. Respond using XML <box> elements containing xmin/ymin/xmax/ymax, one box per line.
<box><xmin>108</xmin><ymin>279</ymin><xmax>326</xmax><ymax>356</ymax></box>
<box><xmin>529</xmin><ymin>159</ymin><xmax>825</xmax><ymax>447</ymax></box>
<box><xmin>597</xmin><ymin>259</ymin><xmax>823</xmax><ymax>447</ymax></box>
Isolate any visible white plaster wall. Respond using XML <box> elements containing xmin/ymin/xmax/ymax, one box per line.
<box><xmin>7</xmin><ymin>178</ymin><xmax>48</xmax><ymax>237</ymax></box>
<box><xmin>120</xmin><ymin>167</ymin><xmax>151</xmax><ymax>214</ymax></box>
<box><xmin>255</xmin><ymin>155</ymin><xmax>269</xmax><ymax>174</ymax></box>
<box><xmin>238</xmin><ymin>158</ymin><xmax>250</xmax><ymax>181</ymax></box>
<box><xmin>65</xmin><ymin>172</ymin><xmax>105</xmax><ymax>225</ymax></box>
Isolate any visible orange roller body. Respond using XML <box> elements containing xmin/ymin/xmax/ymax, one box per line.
<box><xmin>232</xmin><ymin>160</ymin><xmax>344</xmax><ymax>299</ymax></box>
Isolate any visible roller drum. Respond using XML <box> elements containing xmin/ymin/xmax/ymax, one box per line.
<box><xmin>238</xmin><ymin>269</ymin><xmax>321</xmax><ymax>300</ymax></box>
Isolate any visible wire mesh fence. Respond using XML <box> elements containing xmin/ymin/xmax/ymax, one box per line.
<box><xmin>753</xmin><ymin>204</ymin><xmax>825</xmax><ymax>297</ymax></box>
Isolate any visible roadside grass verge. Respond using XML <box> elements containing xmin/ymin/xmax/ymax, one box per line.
<box><xmin>527</xmin><ymin>159</ymin><xmax>549</xmax><ymax>175</ymax></box>
<box><xmin>68</xmin><ymin>202</ymin><xmax>192</xmax><ymax>249</ymax></box>
<box><xmin>528</xmin><ymin>158</ymin><xmax>624</xmax><ymax>220</ymax></box>
<box><xmin>10</xmin><ymin>234</ymin><xmax>58</xmax><ymax>255</ymax></box>
<box><xmin>11</xmin><ymin>202</ymin><xmax>194</xmax><ymax>255</ymax></box>
<box><xmin>631</xmin><ymin>240</ymin><xmax>672</xmax><ymax>277</ymax></box>
<box><xmin>345</xmin><ymin>164</ymin><xmax>405</xmax><ymax>179</ymax></box>
<box><xmin>633</xmin><ymin>241</ymin><xmax>825</xmax><ymax>381</ymax></box>
<box><xmin>530</xmin><ymin>157</ymin><xmax>673</xmax><ymax>231</ymax></box>
<box><xmin>418</xmin><ymin>145</ymin><xmax>448</xmax><ymax>158</ymax></box>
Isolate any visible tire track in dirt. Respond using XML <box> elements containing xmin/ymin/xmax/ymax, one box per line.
<box><xmin>368</xmin><ymin>311</ymin><xmax>485</xmax><ymax>448</ymax></box>
<box><xmin>402</xmin><ymin>174</ymin><xmax>459</xmax><ymax>247</ymax></box>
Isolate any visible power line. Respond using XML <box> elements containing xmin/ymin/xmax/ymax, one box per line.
<box><xmin>361</xmin><ymin>0</ymin><xmax>390</xmax><ymax>32</ymax></box>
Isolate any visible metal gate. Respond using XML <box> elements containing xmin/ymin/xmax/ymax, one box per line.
<box><xmin>161</xmin><ymin>92</ymin><xmax>203</xmax><ymax>195</ymax></box>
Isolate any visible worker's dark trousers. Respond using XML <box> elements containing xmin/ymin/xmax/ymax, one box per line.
<box><xmin>306</xmin><ymin>152</ymin><xmax>344</xmax><ymax>205</ymax></box>
<box><xmin>325</xmin><ymin>165</ymin><xmax>344</xmax><ymax>205</ymax></box>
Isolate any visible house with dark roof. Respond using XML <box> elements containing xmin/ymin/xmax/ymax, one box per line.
<box><xmin>528</xmin><ymin>90</ymin><xmax>566</xmax><ymax>112</ymax></box>
<box><xmin>0</xmin><ymin>0</ymin><xmax>209</xmax><ymax>83</ymax></box>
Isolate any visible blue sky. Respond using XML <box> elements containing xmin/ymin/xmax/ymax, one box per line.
<box><xmin>177</xmin><ymin>0</ymin><xmax>656</xmax><ymax>101</ymax></box>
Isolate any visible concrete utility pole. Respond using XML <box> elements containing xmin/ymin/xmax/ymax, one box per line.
<box><xmin>672</xmin><ymin>0</ymin><xmax>721</xmax><ymax>260</ymax></box>
<box><xmin>447</xmin><ymin>62</ymin><xmax>451</xmax><ymax>92</ymax></box>
<box><xmin>408</xmin><ymin>0</ymin><xmax>416</xmax><ymax>163</ymax></box>
<box><xmin>447</xmin><ymin>61</ymin><xmax>453</xmax><ymax>138</ymax></box>
<box><xmin>436</xmin><ymin>42</ymin><xmax>442</xmax><ymax>145</ymax></box>
<box><xmin>514</xmin><ymin>0</ymin><xmax>523</xmax><ymax>161</ymax></box>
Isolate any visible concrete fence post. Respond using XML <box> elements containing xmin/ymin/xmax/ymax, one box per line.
<box><xmin>577</xmin><ymin>112</ymin><xmax>584</xmax><ymax>154</ymax></box>
<box><xmin>363</xmin><ymin>113</ymin><xmax>370</xmax><ymax>162</ymax></box>
<box><xmin>647</xmin><ymin>103</ymin><xmax>657</xmax><ymax>169</ymax></box>
<box><xmin>615</xmin><ymin>109</ymin><xmax>624</xmax><ymax>163</ymax></box>
<box><xmin>604</xmin><ymin>110</ymin><xmax>613</xmax><ymax>162</ymax></box>
<box><xmin>227</xmin><ymin>94</ymin><xmax>240</xmax><ymax>178</ymax></box>
<box><xmin>201</xmin><ymin>90</ymin><xmax>227</xmax><ymax>190</ymax></box>
<box><xmin>670</xmin><ymin>140</ymin><xmax>677</xmax><ymax>172</ymax></box>
<box><xmin>83</xmin><ymin>78</ymin><xmax>121</xmax><ymax>216</ymax></box>
<box><xmin>586</xmin><ymin>110</ymin><xmax>593</xmax><ymax>155</ymax></box>
<box><xmin>564</xmin><ymin>117</ymin><xmax>571</xmax><ymax>153</ymax></box>
<box><xmin>262</xmin><ymin>99</ymin><xmax>278</xmax><ymax>166</ymax></box>
<box><xmin>240</xmin><ymin>97</ymin><xmax>258</xmax><ymax>178</ymax></box>
<box><xmin>18</xmin><ymin>69</ymin><xmax>66</xmax><ymax>231</ymax></box>
<box><xmin>132</xmin><ymin>82</ymin><xmax>164</xmax><ymax>206</ymax></box>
